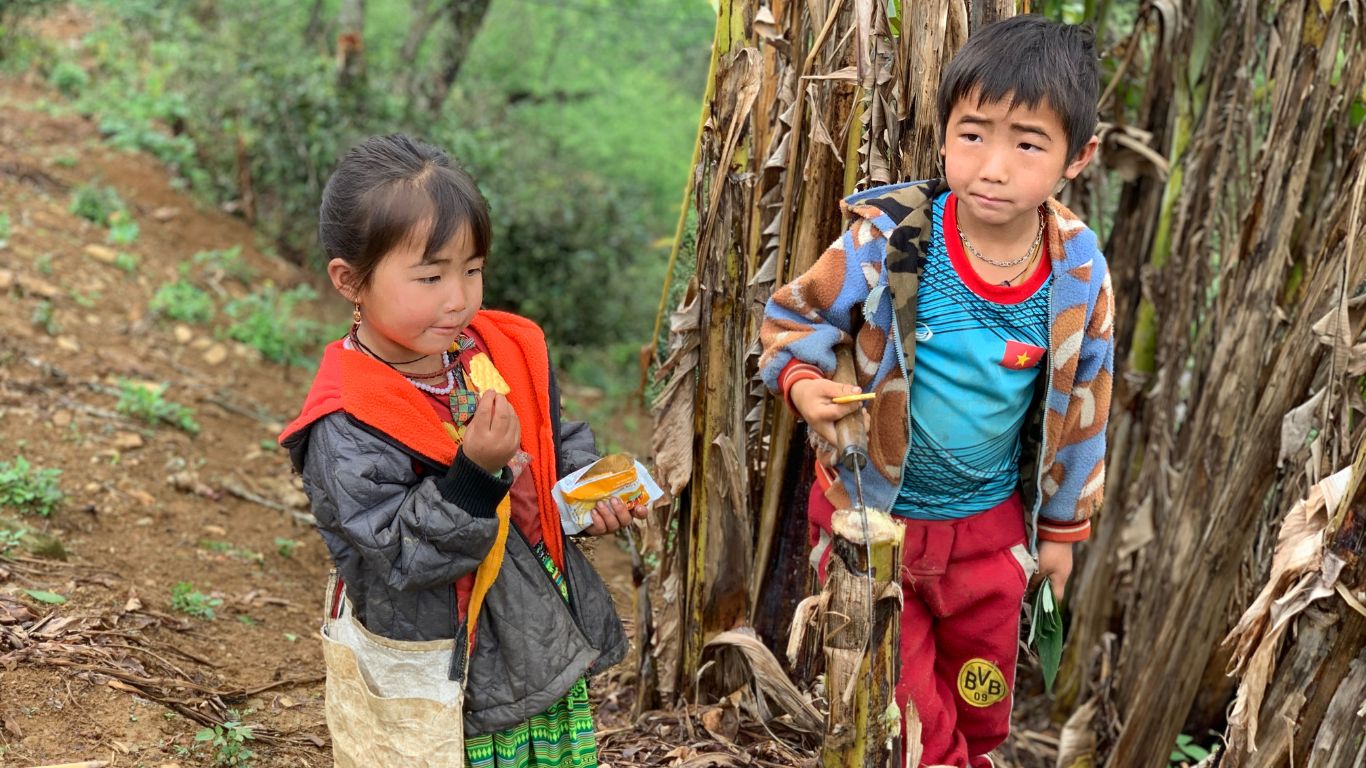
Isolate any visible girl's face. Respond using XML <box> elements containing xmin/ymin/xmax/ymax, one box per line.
<box><xmin>329</xmin><ymin>222</ymin><xmax>484</xmax><ymax>363</ymax></box>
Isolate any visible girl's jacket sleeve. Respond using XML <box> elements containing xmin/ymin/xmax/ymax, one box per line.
<box><xmin>301</xmin><ymin>413</ymin><xmax>509</xmax><ymax>593</ymax></box>
<box><xmin>758</xmin><ymin>221</ymin><xmax>882</xmax><ymax>395</ymax></box>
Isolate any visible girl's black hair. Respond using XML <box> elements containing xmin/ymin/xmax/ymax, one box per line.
<box><xmin>937</xmin><ymin>15</ymin><xmax>1100</xmax><ymax>160</ymax></box>
<box><xmin>319</xmin><ymin>134</ymin><xmax>491</xmax><ymax>291</ymax></box>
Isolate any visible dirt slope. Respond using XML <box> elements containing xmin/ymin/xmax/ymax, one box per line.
<box><xmin>0</xmin><ymin>67</ymin><xmax>341</xmax><ymax>765</ymax></box>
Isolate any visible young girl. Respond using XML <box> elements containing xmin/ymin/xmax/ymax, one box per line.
<box><xmin>280</xmin><ymin>134</ymin><xmax>643</xmax><ymax>767</ymax></box>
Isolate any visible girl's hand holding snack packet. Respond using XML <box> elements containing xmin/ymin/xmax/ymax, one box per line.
<box><xmin>553</xmin><ymin>453</ymin><xmax>663</xmax><ymax>535</ymax></box>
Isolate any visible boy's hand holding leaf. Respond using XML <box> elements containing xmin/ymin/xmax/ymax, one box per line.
<box><xmin>1029</xmin><ymin>540</ymin><xmax>1072</xmax><ymax>693</ymax></box>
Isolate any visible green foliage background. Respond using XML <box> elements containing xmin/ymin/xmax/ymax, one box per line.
<box><xmin>5</xmin><ymin>0</ymin><xmax>714</xmax><ymax>378</ymax></box>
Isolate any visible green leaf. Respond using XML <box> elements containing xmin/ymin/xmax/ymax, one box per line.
<box><xmin>194</xmin><ymin>727</ymin><xmax>216</xmax><ymax>741</ymax></box>
<box><xmin>23</xmin><ymin>589</ymin><xmax>67</xmax><ymax>604</ymax></box>
<box><xmin>1182</xmin><ymin>743</ymin><xmax>1211</xmax><ymax>760</ymax></box>
<box><xmin>886</xmin><ymin>0</ymin><xmax>902</xmax><ymax>37</ymax></box>
<box><xmin>1029</xmin><ymin>583</ymin><xmax>1064</xmax><ymax>693</ymax></box>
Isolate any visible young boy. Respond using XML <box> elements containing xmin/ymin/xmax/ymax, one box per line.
<box><xmin>759</xmin><ymin>16</ymin><xmax>1113</xmax><ymax>768</ymax></box>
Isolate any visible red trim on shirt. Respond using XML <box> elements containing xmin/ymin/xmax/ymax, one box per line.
<box><xmin>778</xmin><ymin>359</ymin><xmax>825</xmax><ymax>413</ymax></box>
<box><xmin>1037</xmin><ymin>518</ymin><xmax>1091</xmax><ymax>543</ymax></box>
<box><xmin>944</xmin><ymin>192</ymin><xmax>1051</xmax><ymax>305</ymax></box>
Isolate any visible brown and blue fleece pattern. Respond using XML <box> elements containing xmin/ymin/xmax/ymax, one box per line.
<box><xmin>759</xmin><ymin>180</ymin><xmax>1114</xmax><ymax>543</ymax></box>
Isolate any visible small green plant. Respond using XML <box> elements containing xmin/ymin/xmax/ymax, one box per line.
<box><xmin>225</xmin><ymin>284</ymin><xmax>329</xmax><ymax>366</ymax></box>
<box><xmin>0</xmin><ymin>527</ymin><xmax>26</xmax><ymax>555</ymax></box>
<box><xmin>1169</xmin><ymin>733</ymin><xmax>1217</xmax><ymax>766</ymax></box>
<box><xmin>69</xmin><ymin>184</ymin><xmax>125</xmax><ymax>226</ymax></box>
<box><xmin>49</xmin><ymin>60</ymin><xmax>88</xmax><ymax>97</ymax></box>
<box><xmin>274</xmin><ymin>537</ymin><xmax>299</xmax><ymax>558</ymax></box>
<box><xmin>52</xmin><ymin>154</ymin><xmax>78</xmax><ymax>168</ymax></box>
<box><xmin>149</xmin><ymin>269</ymin><xmax>214</xmax><ymax>325</ymax></box>
<box><xmin>193</xmin><ymin>246</ymin><xmax>253</xmax><ymax>283</ymax></box>
<box><xmin>35</xmin><ymin>252</ymin><xmax>54</xmax><ymax>275</ymax></box>
<box><xmin>0</xmin><ymin>212</ymin><xmax>10</xmax><ymax>248</ymax></box>
<box><xmin>113</xmin><ymin>252</ymin><xmax>140</xmax><ymax>274</ymax></box>
<box><xmin>198</xmin><ymin>540</ymin><xmax>263</xmax><ymax>564</ymax></box>
<box><xmin>70</xmin><ymin>289</ymin><xmax>100</xmax><ymax>308</ymax></box>
<box><xmin>194</xmin><ymin>710</ymin><xmax>254</xmax><ymax>766</ymax></box>
<box><xmin>0</xmin><ymin>458</ymin><xmax>63</xmax><ymax>517</ymax></box>
<box><xmin>115</xmin><ymin>379</ymin><xmax>200</xmax><ymax>435</ymax></box>
<box><xmin>170</xmin><ymin>582</ymin><xmax>222</xmax><ymax>620</ymax></box>
<box><xmin>107</xmin><ymin>213</ymin><xmax>139</xmax><ymax>245</ymax></box>
<box><xmin>237</xmin><ymin>614</ymin><xmax>257</xmax><ymax>626</ymax></box>
<box><xmin>30</xmin><ymin>300</ymin><xmax>58</xmax><ymax>335</ymax></box>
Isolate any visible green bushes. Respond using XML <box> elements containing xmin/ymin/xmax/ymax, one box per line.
<box><xmin>224</xmin><ymin>284</ymin><xmax>334</xmax><ymax>367</ymax></box>
<box><xmin>27</xmin><ymin>0</ymin><xmax>713</xmax><ymax>367</ymax></box>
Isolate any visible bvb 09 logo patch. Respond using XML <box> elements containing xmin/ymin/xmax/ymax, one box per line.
<box><xmin>957</xmin><ymin>659</ymin><xmax>1008</xmax><ymax>708</ymax></box>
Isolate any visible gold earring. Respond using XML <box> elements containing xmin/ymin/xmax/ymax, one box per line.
<box><xmin>352</xmin><ymin>304</ymin><xmax>362</xmax><ymax>325</ymax></box>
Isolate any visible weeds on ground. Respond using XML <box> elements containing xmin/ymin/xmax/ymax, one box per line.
<box><xmin>0</xmin><ymin>457</ymin><xmax>63</xmax><ymax>517</ymax></box>
<box><xmin>225</xmin><ymin>283</ymin><xmax>332</xmax><ymax>367</ymax></box>
<box><xmin>48</xmin><ymin>60</ymin><xmax>87</xmax><ymax>97</ymax></box>
<box><xmin>113</xmin><ymin>251</ymin><xmax>140</xmax><ymax>274</ymax></box>
<box><xmin>70</xmin><ymin>289</ymin><xmax>100</xmax><ymax>308</ymax></box>
<box><xmin>170</xmin><ymin>582</ymin><xmax>221</xmax><ymax>620</ymax></box>
<box><xmin>195</xmin><ymin>709</ymin><xmax>255</xmax><ymax>766</ymax></box>
<box><xmin>115</xmin><ymin>379</ymin><xmax>200</xmax><ymax>435</ymax></box>
<box><xmin>30</xmin><ymin>299</ymin><xmax>58</xmax><ymax>335</ymax></box>
<box><xmin>149</xmin><ymin>266</ymin><xmax>214</xmax><ymax>324</ymax></box>
<box><xmin>107</xmin><ymin>211</ymin><xmax>139</xmax><ymax>245</ymax></box>
<box><xmin>274</xmin><ymin>537</ymin><xmax>299</xmax><ymax>558</ymax></box>
<box><xmin>0</xmin><ymin>211</ymin><xmax>10</xmax><ymax>247</ymax></box>
<box><xmin>69</xmin><ymin>184</ymin><xmax>125</xmax><ymax>226</ymax></box>
<box><xmin>198</xmin><ymin>540</ymin><xmax>264</xmax><ymax>564</ymax></box>
<box><xmin>0</xmin><ymin>527</ymin><xmax>26</xmax><ymax>555</ymax></box>
<box><xmin>193</xmin><ymin>245</ymin><xmax>253</xmax><ymax>283</ymax></box>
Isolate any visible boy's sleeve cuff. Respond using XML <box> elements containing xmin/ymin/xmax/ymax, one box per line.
<box><xmin>436</xmin><ymin>449</ymin><xmax>513</xmax><ymax>519</ymax></box>
<box><xmin>778</xmin><ymin>360</ymin><xmax>826</xmax><ymax>414</ymax></box>
<box><xmin>1037</xmin><ymin>518</ymin><xmax>1091</xmax><ymax>543</ymax></box>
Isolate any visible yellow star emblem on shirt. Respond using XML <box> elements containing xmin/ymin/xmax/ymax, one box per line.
<box><xmin>1015</xmin><ymin>352</ymin><xmax>1032</xmax><ymax>368</ymax></box>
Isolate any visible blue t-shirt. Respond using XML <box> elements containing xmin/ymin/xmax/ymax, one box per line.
<box><xmin>892</xmin><ymin>191</ymin><xmax>1051</xmax><ymax>519</ymax></box>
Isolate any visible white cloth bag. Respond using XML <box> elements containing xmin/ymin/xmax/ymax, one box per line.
<box><xmin>320</xmin><ymin>572</ymin><xmax>467</xmax><ymax>767</ymax></box>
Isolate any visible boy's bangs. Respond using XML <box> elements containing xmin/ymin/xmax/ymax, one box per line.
<box><xmin>937</xmin><ymin>17</ymin><xmax>1099</xmax><ymax>159</ymax></box>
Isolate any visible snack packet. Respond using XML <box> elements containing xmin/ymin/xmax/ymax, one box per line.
<box><xmin>553</xmin><ymin>453</ymin><xmax>663</xmax><ymax>535</ymax></box>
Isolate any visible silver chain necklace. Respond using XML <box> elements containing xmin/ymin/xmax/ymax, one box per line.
<box><xmin>958</xmin><ymin>207</ymin><xmax>1044</xmax><ymax>268</ymax></box>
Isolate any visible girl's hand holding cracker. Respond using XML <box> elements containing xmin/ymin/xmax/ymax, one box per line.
<box><xmin>789</xmin><ymin>377</ymin><xmax>865</xmax><ymax>445</ymax></box>
<box><xmin>582</xmin><ymin>496</ymin><xmax>649</xmax><ymax>536</ymax></box>
<box><xmin>463</xmin><ymin>391</ymin><xmax>521</xmax><ymax>474</ymax></box>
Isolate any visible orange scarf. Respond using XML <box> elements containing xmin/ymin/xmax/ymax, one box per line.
<box><xmin>281</xmin><ymin>309</ymin><xmax>565</xmax><ymax>569</ymax></box>
<box><xmin>466</xmin><ymin>310</ymin><xmax>564</xmax><ymax>568</ymax></box>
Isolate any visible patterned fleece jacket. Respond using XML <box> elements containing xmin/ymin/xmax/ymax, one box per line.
<box><xmin>759</xmin><ymin>179</ymin><xmax>1115</xmax><ymax>544</ymax></box>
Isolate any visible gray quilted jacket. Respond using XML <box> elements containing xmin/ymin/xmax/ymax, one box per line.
<box><xmin>285</xmin><ymin>374</ymin><xmax>627</xmax><ymax>735</ymax></box>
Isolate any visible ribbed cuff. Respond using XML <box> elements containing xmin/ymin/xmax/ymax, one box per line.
<box><xmin>1037</xmin><ymin>518</ymin><xmax>1091</xmax><ymax>543</ymax></box>
<box><xmin>778</xmin><ymin>359</ymin><xmax>826</xmax><ymax>414</ymax></box>
<box><xmin>436</xmin><ymin>449</ymin><xmax>512</xmax><ymax>519</ymax></box>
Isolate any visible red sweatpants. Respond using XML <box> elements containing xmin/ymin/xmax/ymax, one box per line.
<box><xmin>808</xmin><ymin>479</ymin><xmax>1029</xmax><ymax>768</ymax></box>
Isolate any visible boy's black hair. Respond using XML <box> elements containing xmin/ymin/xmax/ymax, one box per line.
<box><xmin>319</xmin><ymin>134</ymin><xmax>491</xmax><ymax>292</ymax></box>
<box><xmin>937</xmin><ymin>15</ymin><xmax>1099</xmax><ymax>160</ymax></box>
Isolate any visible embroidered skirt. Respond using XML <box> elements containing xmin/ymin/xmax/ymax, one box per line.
<box><xmin>465</xmin><ymin>542</ymin><xmax>598</xmax><ymax>768</ymax></box>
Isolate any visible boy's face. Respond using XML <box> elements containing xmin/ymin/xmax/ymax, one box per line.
<box><xmin>941</xmin><ymin>90</ymin><xmax>1097</xmax><ymax>230</ymax></box>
